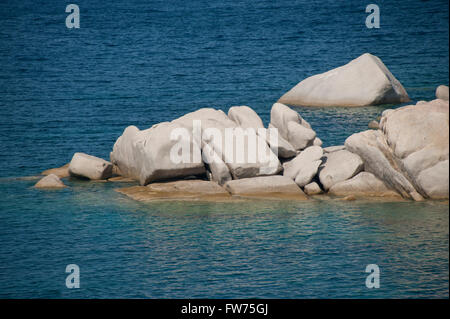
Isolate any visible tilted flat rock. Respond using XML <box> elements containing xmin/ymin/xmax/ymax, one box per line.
<box><xmin>110</xmin><ymin>123</ymin><xmax>205</xmax><ymax>185</ymax></box>
<box><xmin>116</xmin><ymin>180</ymin><xmax>231</xmax><ymax>202</ymax></box>
<box><xmin>328</xmin><ymin>172</ymin><xmax>401</xmax><ymax>198</ymax></box>
<box><xmin>34</xmin><ymin>174</ymin><xmax>66</xmax><ymax>189</ymax></box>
<box><xmin>224</xmin><ymin>176</ymin><xmax>307</xmax><ymax>199</ymax></box>
<box><xmin>41</xmin><ymin>163</ymin><xmax>70</xmax><ymax>178</ymax></box>
<box><xmin>69</xmin><ymin>152</ymin><xmax>113</xmax><ymax>180</ymax></box>
<box><xmin>278</xmin><ymin>53</ymin><xmax>410</xmax><ymax>107</ymax></box>
<box><xmin>270</xmin><ymin>103</ymin><xmax>316</xmax><ymax>150</ymax></box>
<box><xmin>436</xmin><ymin>85</ymin><xmax>449</xmax><ymax>101</ymax></box>
<box><xmin>283</xmin><ymin>146</ymin><xmax>323</xmax><ymax>182</ymax></box>
<box><xmin>319</xmin><ymin>150</ymin><xmax>364</xmax><ymax>190</ymax></box>
<box><xmin>304</xmin><ymin>182</ymin><xmax>323</xmax><ymax>195</ymax></box>
<box><xmin>345</xmin><ymin>130</ymin><xmax>423</xmax><ymax>201</ymax></box>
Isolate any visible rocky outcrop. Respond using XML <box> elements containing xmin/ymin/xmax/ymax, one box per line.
<box><xmin>224</xmin><ymin>176</ymin><xmax>307</xmax><ymax>199</ymax></box>
<box><xmin>328</xmin><ymin>172</ymin><xmax>401</xmax><ymax>198</ymax></box>
<box><xmin>270</xmin><ymin>103</ymin><xmax>316</xmax><ymax>150</ymax></box>
<box><xmin>69</xmin><ymin>153</ymin><xmax>113</xmax><ymax>180</ymax></box>
<box><xmin>319</xmin><ymin>150</ymin><xmax>364</xmax><ymax>190</ymax></box>
<box><xmin>436</xmin><ymin>85</ymin><xmax>449</xmax><ymax>101</ymax></box>
<box><xmin>278</xmin><ymin>53</ymin><xmax>410</xmax><ymax>107</ymax></box>
<box><xmin>34</xmin><ymin>174</ymin><xmax>66</xmax><ymax>189</ymax></box>
<box><xmin>346</xmin><ymin>99</ymin><xmax>449</xmax><ymax>200</ymax></box>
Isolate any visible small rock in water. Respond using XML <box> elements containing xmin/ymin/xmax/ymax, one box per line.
<box><xmin>343</xmin><ymin>195</ymin><xmax>356</xmax><ymax>201</ymax></box>
<box><xmin>34</xmin><ymin>174</ymin><xmax>66</xmax><ymax>189</ymax></box>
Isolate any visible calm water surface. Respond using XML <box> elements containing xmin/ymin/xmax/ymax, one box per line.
<box><xmin>0</xmin><ymin>0</ymin><xmax>448</xmax><ymax>298</ymax></box>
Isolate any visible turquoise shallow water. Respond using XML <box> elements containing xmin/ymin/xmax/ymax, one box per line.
<box><xmin>0</xmin><ymin>179</ymin><xmax>448</xmax><ymax>298</ymax></box>
<box><xmin>0</xmin><ymin>0</ymin><xmax>448</xmax><ymax>298</ymax></box>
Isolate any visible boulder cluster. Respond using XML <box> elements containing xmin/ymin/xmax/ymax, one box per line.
<box><xmin>34</xmin><ymin>54</ymin><xmax>449</xmax><ymax>202</ymax></box>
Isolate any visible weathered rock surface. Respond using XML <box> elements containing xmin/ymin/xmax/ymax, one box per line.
<box><xmin>345</xmin><ymin>130</ymin><xmax>421</xmax><ymax>200</ymax></box>
<box><xmin>304</xmin><ymin>182</ymin><xmax>323</xmax><ymax>195</ymax></box>
<box><xmin>41</xmin><ymin>163</ymin><xmax>70</xmax><ymax>178</ymax></box>
<box><xmin>319</xmin><ymin>150</ymin><xmax>364</xmax><ymax>190</ymax></box>
<box><xmin>416</xmin><ymin>160</ymin><xmax>449</xmax><ymax>199</ymax></box>
<box><xmin>116</xmin><ymin>180</ymin><xmax>231</xmax><ymax>201</ymax></box>
<box><xmin>175</xmin><ymin>108</ymin><xmax>282</xmax><ymax>179</ymax></box>
<box><xmin>278</xmin><ymin>53</ymin><xmax>410</xmax><ymax>107</ymax></box>
<box><xmin>436</xmin><ymin>85</ymin><xmax>449</xmax><ymax>101</ymax></box>
<box><xmin>270</xmin><ymin>103</ymin><xmax>316</xmax><ymax>150</ymax></box>
<box><xmin>228</xmin><ymin>105</ymin><xmax>264</xmax><ymax>129</ymax></box>
<box><xmin>264</xmin><ymin>125</ymin><xmax>297</xmax><ymax>158</ymax></box>
<box><xmin>34</xmin><ymin>174</ymin><xmax>66</xmax><ymax>189</ymax></box>
<box><xmin>69</xmin><ymin>153</ymin><xmax>113</xmax><ymax>180</ymax></box>
<box><xmin>224</xmin><ymin>176</ymin><xmax>307</xmax><ymax>199</ymax></box>
<box><xmin>329</xmin><ymin>172</ymin><xmax>401</xmax><ymax>198</ymax></box>
<box><xmin>294</xmin><ymin>160</ymin><xmax>322</xmax><ymax>187</ymax></box>
<box><xmin>283</xmin><ymin>146</ymin><xmax>323</xmax><ymax>187</ymax></box>
<box><xmin>110</xmin><ymin>123</ymin><xmax>205</xmax><ymax>185</ymax></box>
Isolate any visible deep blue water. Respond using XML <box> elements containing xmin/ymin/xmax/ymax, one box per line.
<box><xmin>0</xmin><ymin>0</ymin><xmax>448</xmax><ymax>298</ymax></box>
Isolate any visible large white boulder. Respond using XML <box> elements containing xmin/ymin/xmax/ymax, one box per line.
<box><xmin>69</xmin><ymin>152</ymin><xmax>113</xmax><ymax>180</ymax></box>
<box><xmin>318</xmin><ymin>150</ymin><xmax>364</xmax><ymax>190</ymax></box>
<box><xmin>110</xmin><ymin>122</ymin><xmax>206</xmax><ymax>185</ymax></box>
<box><xmin>223</xmin><ymin>176</ymin><xmax>307</xmax><ymax>199</ymax></box>
<box><xmin>328</xmin><ymin>172</ymin><xmax>401</xmax><ymax>198</ymax></box>
<box><xmin>278</xmin><ymin>53</ymin><xmax>410</xmax><ymax>107</ymax></box>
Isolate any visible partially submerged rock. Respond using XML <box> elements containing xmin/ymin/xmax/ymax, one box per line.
<box><xmin>69</xmin><ymin>152</ymin><xmax>113</xmax><ymax>180</ymax></box>
<box><xmin>224</xmin><ymin>176</ymin><xmax>307</xmax><ymax>199</ymax></box>
<box><xmin>329</xmin><ymin>172</ymin><xmax>401</xmax><ymax>198</ymax></box>
<box><xmin>34</xmin><ymin>174</ymin><xmax>66</xmax><ymax>189</ymax></box>
<box><xmin>41</xmin><ymin>163</ymin><xmax>70</xmax><ymax>178</ymax></box>
<box><xmin>116</xmin><ymin>180</ymin><xmax>231</xmax><ymax>202</ymax></box>
<box><xmin>278</xmin><ymin>53</ymin><xmax>410</xmax><ymax>107</ymax></box>
<box><xmin>319</xmin><ymin>150</ymin><xmax>364</xmax><ymax>190</ymax></box>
